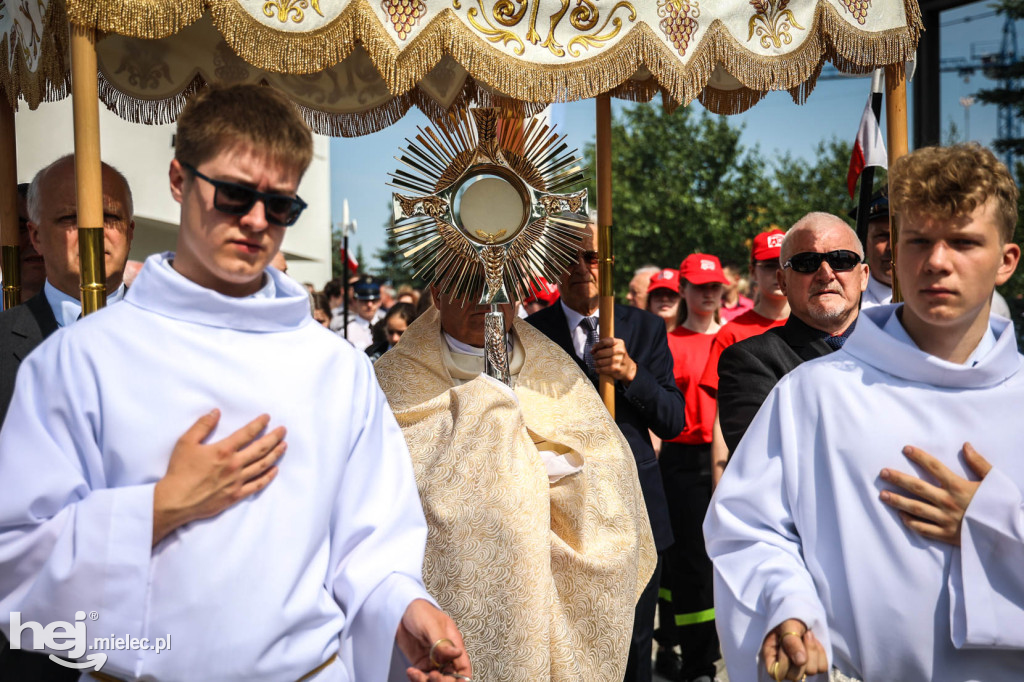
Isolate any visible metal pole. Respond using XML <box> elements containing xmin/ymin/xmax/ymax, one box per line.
<box><xmin>885</xmin><ymin>63</ymin><xmax>909</xmax><ymax>303</ymax></box>
<box><xmin>342</xmin><ymin>231</ymin><xmax>349</xmax><ymax>339</ymax></box>
<box><xmin>0</xmin><ymin>90</ymin><xmax>20</xmax><ymax>309</ymax></box>
<box><xmin>70</xmin><ymin>23</ymin><xmax>106</xmax><ymax>315</ymax></box>
<box><xmin>596</xmin><ymin>94</ymin><xmax>615</xmax><ymax>417</ymax></box>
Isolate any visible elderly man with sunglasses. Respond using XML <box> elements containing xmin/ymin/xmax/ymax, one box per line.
<box><xmin>0</xmin><ymin>84</ymin><xmax>470</xmax><ymax>682</ymax></box>
<box><xmin>713</xmin><ymin>212</ymin><xmax>867</xmax><ymax>455</ymax></box>
<box><xmin>705</xmin><ymin>144</ymin><xmax>1024</xmax><ymax>682</ymax></box>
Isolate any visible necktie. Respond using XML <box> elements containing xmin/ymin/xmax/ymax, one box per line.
<box><xmin>579</xmin><ymin>316</ymin><xmax>600</xmax><ymax>373</ymax></box>
<box><xmin>825</xmin><ymin>334</ymin><xmax>847</xmax><ymax>351</ymax></box>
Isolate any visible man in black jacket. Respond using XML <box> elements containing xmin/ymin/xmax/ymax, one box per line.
<box><xmin>0</xmin><ymin>156</ymin><xmax>135</xmax><ymax>680</ymax></box>
<box><xmin>527</xmin><ymin>220</ymin><xmax>684</xmax><ymax>682</ymax></box>
<box><xmin>716</xmin><ymin>213</ymin><xmax>868</xmax><ymax>458</ymax></box>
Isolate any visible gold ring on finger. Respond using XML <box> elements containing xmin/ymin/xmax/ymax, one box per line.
<box><xmin>429</xmin><ymin>638</ymin><xmax>454</xmax><ymax>669</ymax></box>
<box><xmin>770</xmin><ymin>660</ymin><xmax>781</xmax><ymax>682</ymax></box>
<box><xmin>780</xmin><ymin>630</ymin><xmax>803</xmax><ymax>640</ymax></box>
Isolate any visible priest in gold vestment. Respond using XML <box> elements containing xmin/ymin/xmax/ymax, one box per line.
<box><xmin>375</xmin><ymin>290</ymin><xmax>656</xmax><ymax>681</ymax></box>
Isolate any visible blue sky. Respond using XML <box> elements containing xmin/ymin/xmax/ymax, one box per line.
<box><xmin>331</xmin><ymin>1</ymin><xmax>1012</xmax><ymax>272</ymax></box>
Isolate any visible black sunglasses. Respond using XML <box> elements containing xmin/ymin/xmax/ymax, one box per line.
<box><xmin>783</xmin><ymin>249</ymin><xmax>862</xmax><ymax>274</ymax></box>
<box><xmin>182</xmin><ymin>163</ymin><xmax>308</xmax><ymax>227</ymax></box>
<box><xmin>576</xmin><ymin>250</ymin><xmax>600</xmax><ymax>265</ymax></box>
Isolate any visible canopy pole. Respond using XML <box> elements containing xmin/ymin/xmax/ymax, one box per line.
<box><xmin>70</xmin><ymin>23</ymin><xmax>106</xmax><ymax>315</ymax></box>
<box><xmin>0</xmin><ymin>90</ymin><xmax>21</xmax><ymax>309</ymax></box>
<box><xmin>885</xmin><ymin>63</ymin><xmax>909</xmax><ymax>303</ymax></box>
<box><xmin>596</xmin><ymin>94</ymin><xmax>615</xmax><ymax>416</ymax></box>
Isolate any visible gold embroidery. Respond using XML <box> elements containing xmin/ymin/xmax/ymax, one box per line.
<box><xmin>375</xmin><ymin>312</ymin><xmax>657</xmax><ymax>682</ymax></box>
<box><xmin>565</xmin><ymin>1</ymin><xmax>636</xmax><ymax>57</ymax></box>
<box><xmin>382</xmin><ymin>0</ymin><xmax>427</xmax><ymax>40</ymax></box>
<box><xmin>658</xmin><ymin>0</ymin><xmax>700</xmax><ymax>57</ymax></box>
<box><xmin>465</xmin><ymin>0</ymin><xmax>527</xmax><ymax>56</ymax></box>
<box><xmin>262</xmin><ymin>0</ymin><xmax>323</xmax><ymax>24</ymax></box>
<box><xmin>837</xmin><ymin>0</ymin><xmax>870</xmax><ymax>25</ymax></box>
<box><xmin>748</xmin><ymin>0</ymin><xmax>805</xmax><ymax>49</ymax></box>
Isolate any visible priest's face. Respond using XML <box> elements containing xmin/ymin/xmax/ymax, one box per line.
<box><xmin>778</xmin><ymin>219</ymin><xmax>868</xmax><ymax>335</ymax></box>
<box><xmin>170</xmin><ymin>145</ymin><xmax>299</xmax><ymax>297</ymax></box>
<box><xmin>897</xmin><ymin>199</ymin><xmax>1019</xmax><ymax>338</ymax></box>
<box><xmin>432</xmin><ymin>285</ymin><xmax>517</xmax><ymax>348</ymax></box>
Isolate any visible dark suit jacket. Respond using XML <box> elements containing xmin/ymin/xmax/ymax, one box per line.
<box><xmin>717</xmin><ymin>314</ymin><xmax>836</xmax><ymax>452</ymax></box>
<box><xmin>526</xmin><ymin>301</ymin><xmax>684</xmax><ymax>551</ymax></box>
<box><xmin>0</xmin><ymin>292</ymin><xmax>79</xmax><ymax>680</ymax></box>
<box><xmin>0</xmin><ymin>292</ymin><xmax>58</xmax><ymax>425</ymax></box>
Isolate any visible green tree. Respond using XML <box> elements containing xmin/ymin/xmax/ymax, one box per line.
<box><xmin>767</xmin><ymin>138</ymin><xmax>864</xmax><ymax>228</ymax></box>
<box><xmin>583</xmin><ymin>104</ymin><xmax>775</xmax><ymax>296</ymax></box>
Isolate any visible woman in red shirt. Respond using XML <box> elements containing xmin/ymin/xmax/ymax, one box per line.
<box><xmin>653</xmin><ymin>254</ymin><xmax>729</xmax><ymax>682</ymax></box>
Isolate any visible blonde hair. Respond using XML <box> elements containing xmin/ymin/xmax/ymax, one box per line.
<box><xmin>889</xmin><ymin>143</ymin><xmax>1018</xmax><ymax>243</ymax></box>
<box><xmin>175</xmin><ymin>84</ymin><xmax>313</xmax><ymax>174</ymax></box>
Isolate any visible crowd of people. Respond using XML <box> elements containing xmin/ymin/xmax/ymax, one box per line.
<box><xmin>0</xmin><ymin>82</ymin><xmax>1022</xmax><ymax>682</ymax></box>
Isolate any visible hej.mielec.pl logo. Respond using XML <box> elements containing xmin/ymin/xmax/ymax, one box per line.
<box><xmin>8</xmin><ymin>610</ymin><xmax>108</xmax><ymax>672</ymax></box>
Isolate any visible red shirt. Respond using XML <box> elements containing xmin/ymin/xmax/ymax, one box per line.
<box><xmin>720</xmin><ymin>294</ymin><xmax>754</xmax><ymax>322</ymax></box>
<box><xmin>698</xmin><ymin>310</ymin><xmax>787</xmax><ymax>396</ymax></box>
<box><xmin>665</xmin><ymin>328</ymin><xmax>717</xmax><ymax>445</ymax></box>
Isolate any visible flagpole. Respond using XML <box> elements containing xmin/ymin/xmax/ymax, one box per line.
<box><xmin>856</xmin><ymin>69</ymin><xmax>885</xmax><ymax>246</ymax></box>
<box><xmin>885</xmin><ymin>63</ymin><xmax>910</xmax><ymax>303</ymax></box>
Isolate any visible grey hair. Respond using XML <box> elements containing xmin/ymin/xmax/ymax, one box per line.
<box><xmin>634</xmin><ymin>264</ymin><xmax>661</xmax><ymax>276</ymax></box>
<box><xmin>27</xmin><ymin>154</ymin><xmax>134</xmax><ymax>225</ymax></box>
<box><xmin>780</xmin><ymin>212</ymin><xmax>863</xmax><ymax>263</ymax></box>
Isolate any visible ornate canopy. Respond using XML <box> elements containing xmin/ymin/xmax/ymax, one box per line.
<box><xmin>3</xmin><ymin>0</ymin><xmax>921</xmax><ymax>134</ymax></box>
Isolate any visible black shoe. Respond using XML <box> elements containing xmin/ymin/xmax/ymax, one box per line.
<box><xmin>654</xmin><ymin>647</ymin><xmax>682</xmax><ymax>680</ymax></box>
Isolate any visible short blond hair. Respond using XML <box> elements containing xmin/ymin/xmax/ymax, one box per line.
<box><xmin>889</xmin><ymin>144</ymin><xmax>1018</xmax><ymax>243</ymax></box>
<box><xmin>175</xmin><ymin>84</ymin><xmax>313</xmax><ymax>174</ymax></box>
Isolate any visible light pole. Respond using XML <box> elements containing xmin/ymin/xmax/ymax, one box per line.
<box><xmin>959</xmin><ymin>96</ymin><xmax>975</xmax><ymax>141</ymax></box>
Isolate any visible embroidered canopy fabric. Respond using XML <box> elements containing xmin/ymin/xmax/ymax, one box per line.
<box><xmin>2</xmin><ymin>0</ymin><xmax>921</xmax><ymax>135</ymax></box>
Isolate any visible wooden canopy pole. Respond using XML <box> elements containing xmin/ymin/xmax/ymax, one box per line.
<box><xmin>0</xmin><ymin>91</ymin><xmax>21</xmax><ymax>309</ymax></box>
<box><xmin>885</xmin><ymin>63</ymin><xmax>909</xmax><ymax>303</ymax></box>
<box><xmin>596</xmin><ymin>94</ymin><xmax>615</xmax><ymax>416</ymax></box>
<box><xmin>70</xmin><ymin>23</ymin><xmax>107</xmax><ymax>315</ymax></box>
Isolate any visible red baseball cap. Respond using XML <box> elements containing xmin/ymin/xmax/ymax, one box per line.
<box><xmin>524</xmin><ymin>277</ymin><xmax>559</xmax><ymax>305</ymax></box>
<box><xmin>647</xmin><ymin>268</ymin><xmax>680</xmax><ymax>294</ymax></box>
<box><xmin>679</xmin><ymin>254</ymin><xmax>730</xmax><ymax>286</ymax></box>
<box><xmin>752</xmin><ymin>228</ymin><xmax>785</xmax><ymax>261</ymax></box>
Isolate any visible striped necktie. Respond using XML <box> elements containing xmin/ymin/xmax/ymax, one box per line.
<box><xmin>579</xmin><ymin>316</ymin><xmax>600</xmax><ymax>373</ymax></box>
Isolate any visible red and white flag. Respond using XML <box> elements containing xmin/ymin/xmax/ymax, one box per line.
<box><xmin>847</xmin><ymin>94</ymin><xmax>887</xmax><ymax>198</ymax></box>
<box><xmin>339</xmin><ymin>247</ymin><xmax>359</xmax><ymax>273</ymax></box>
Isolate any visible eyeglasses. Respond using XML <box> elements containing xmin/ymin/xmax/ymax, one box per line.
<box><xmin>182</xmin><ymin>163</ymin><xmax>308</xmax><ymax>227</ymax></box>
<box><xmin>783</xmin><ymin>250</ymin><xmax>862</xmax><ymax>274</ymax></box>
<box><xmin>576</xmin><ymin>250</ymin><xmax>600</xmax><ymax>265</ymax></box>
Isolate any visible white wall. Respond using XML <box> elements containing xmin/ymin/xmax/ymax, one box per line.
<box><xmin>15</xmin><ymin>97</ymin><xmax>332</xmax><ymax>287</ymax></box>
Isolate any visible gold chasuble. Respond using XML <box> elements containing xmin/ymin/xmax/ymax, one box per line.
<box><xmin>375</xmin><ymin>309</ymin><xmax>656</xmax><ymax>681</ymax></box>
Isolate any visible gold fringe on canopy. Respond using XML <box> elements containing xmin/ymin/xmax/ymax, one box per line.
<box><xmin>6</xmin><ymin>0</ymin><xmax>921</xmax><ymax>121</ymax></box>
<box><xmin>1</xmin><ymin>0</ymin><xmax>72</xmax><ymax>109</ymax></box>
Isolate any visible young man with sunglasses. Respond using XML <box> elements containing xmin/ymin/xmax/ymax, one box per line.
<box><xmin>706</xmin><ymin>144</ymin><xmax>1024</xmax><ymax>682</ymax></box>
<box><xmin>0</xmin><ymin>84</ymin><xmax>469</xmax><ymax>682</ymax></box>
<box><xmin>714</xmin><ymin>213</ymin><xmax>867</xmax><ymax>454</ymax></box>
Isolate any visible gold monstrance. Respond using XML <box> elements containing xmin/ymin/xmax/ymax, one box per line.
<box><xmin>390</xmin><ymin>108</ymin><xmax>589</xmax><ymax>384</ymax></box>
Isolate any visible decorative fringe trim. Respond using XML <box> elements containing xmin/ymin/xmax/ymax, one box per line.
<box><xmin>67</xmin><ymin>0</ymin><xmax>205</xmax><ymax>39</ymax></box>
<box><xmin>96</xmin><ymin>70</ymin><xmax>205</xmax><ymax>124</ymax></box>
<box><xmin>1</xmin><ymin>0</ymin><xmax>72</xmax><ymax>110</ymax></box>
<box><xmin>6</xmin><ymin>0</ymin><xmax>922</xmax><ymax>122</ymax></box>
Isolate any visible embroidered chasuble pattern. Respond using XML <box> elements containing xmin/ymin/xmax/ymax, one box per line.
<box><xmin>375</xmin><ymin>309</ymin><xmax>656</xmax><ymax>681</ymax></box>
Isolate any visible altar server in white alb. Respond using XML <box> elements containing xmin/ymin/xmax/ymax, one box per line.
<box><xmin>0</xmin><ymin>84</ymin><xmax>470</xmax><ymax>682</ymax></box>
<box><xmin>705</xmin><ymin>143</ymin><xmax>1024</xmax><ymax>682</ymax></box>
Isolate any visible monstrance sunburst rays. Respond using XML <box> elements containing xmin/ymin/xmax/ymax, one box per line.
<box><xmin>388</xmin><ymin>108</ymin><xmax>589</xmax><ymax>306</ymax></box>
